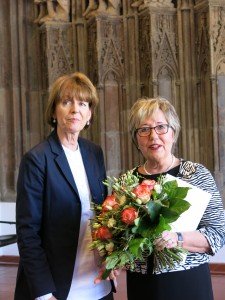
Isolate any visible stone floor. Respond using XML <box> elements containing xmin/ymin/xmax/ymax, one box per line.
<box><xmin>0</xmin><ymin>264</ymin><xmax>224</xmax><ymax>300</ymax></box>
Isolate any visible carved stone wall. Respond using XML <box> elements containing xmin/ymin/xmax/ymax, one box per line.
<box><xmin>0</xmin><ymin>0</ymin><xmax>225</xmax><ymax>205</ymax></box>
<box><xmin>193</xmin><ymin>1</ymin><xmax>225</xmax><ymax>200</ymax></box>
<box><xmin>86</xmin><ymin>15</ymin><xmax>126</xmax><ymax>177</ymax></box>
<box><xmin>0</xmin><ymin>0</ymin><xmax>43</xmax><ymax>202</ymax></box>
<box><xmin>137</xmin><ymin>8</ymin><xmax>180</xmax><ymax>154</ymax></box>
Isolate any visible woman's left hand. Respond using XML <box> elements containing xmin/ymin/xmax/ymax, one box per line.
<box><xmin>154</xmin><ymin>230</ymin><xmax>178</xmax><ymax>251</ymax></box>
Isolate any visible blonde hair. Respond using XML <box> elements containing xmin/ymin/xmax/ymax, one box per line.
<box><xmin>129</xmin><ymin>97</ymin><xmax>180</xmax><ymax>147</ymax></box>
<box><xmin>45</xmin><ymin>72</ymin><xmax>99</xmax><ymax>128</ymax></box>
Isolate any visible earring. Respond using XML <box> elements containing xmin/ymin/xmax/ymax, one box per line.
<box><xmin>86</xmin><ymin>120</ymin><xmax>90</xmax><ymax>126</ymax></box>
<box><xmin>53</xmin><ymin>119</ymin><xmax>56</xmax><ymax>123</ymax></box>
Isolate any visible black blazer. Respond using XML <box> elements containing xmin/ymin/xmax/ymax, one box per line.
<box><xmin>14</xmin><ymin>130</ymin><xmax>107</xmax><ymax>300</ymax></box>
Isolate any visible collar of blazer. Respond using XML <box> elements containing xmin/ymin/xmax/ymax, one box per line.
<box><xmin>47</xmin><ymin>129</ymin><xmax>102</xmax><ymax>201</ymax></box>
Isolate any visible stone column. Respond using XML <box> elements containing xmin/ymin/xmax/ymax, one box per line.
<box><xmin>206</xmin><ymin>1</ymin><xmax>225</xmax><ymax>197</ymax></box>
<box><xmin>132</xmin><ymin>3</ymin><xmax>181</xmax><ymax>156</ymax></box>
<box><xmin>38</xmin><ymin>22</ymin><xmax>74</xmax><ymax>135</ymax></box>
<box><xmin>86</xmin><ymin>14</ymin><xmax>126</xmax><ymax>177</ymax></box>
<box><xmin>176</xmin><ymin>0</ymin><xmax>200</xmax><ymax>161</ymax></box>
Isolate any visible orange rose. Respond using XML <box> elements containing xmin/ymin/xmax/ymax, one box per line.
<box><xmin>121</xmin><ymin>207</ymin><xmax>138</xmax><ymax>225</ymax></box>
<box><xmin>92</xmin><ymin>231</ymin><xmax>97</xmax><ymax>239</ymax></box>
<box><xmin>97</xmin><ymin>226</ymin><xmax>112</xmax><ymax>240</ymax></box>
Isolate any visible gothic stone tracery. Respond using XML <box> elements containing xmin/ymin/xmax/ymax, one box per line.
<box><xmin>1</xmin><ymin>0</ymin><xmax>225</xmax><ymax>205</ymax></box>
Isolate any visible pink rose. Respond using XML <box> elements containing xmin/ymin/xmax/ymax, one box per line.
<box><xmin>102</xmin><ymin>195</ymin><xmax>119</xmax><ymax>212</ymax></box>
<box><xmin>133</xmin><ymin>184</ymin><xmax>153</xmax><ymax>203</ymax></box>
<box><xmin>141</xmin><ymin>179</ymin><xmax>156</xmax><ymax>187</ymax></box>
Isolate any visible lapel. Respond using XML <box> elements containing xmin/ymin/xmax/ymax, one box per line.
<box><xmin>47</xmin><ymin>130</ymin><xmax>103</xmax><ymax>202</ymax></box>
<box><xmin>47</xmin><ymin>130</ymin><xmax>80</xmax><ymax>197</ymax></box>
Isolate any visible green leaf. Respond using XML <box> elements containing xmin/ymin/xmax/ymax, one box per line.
<box><xmin>105</xmin><ymin>251</ymin><xmax>120</xmax><ymax>269</ymax></box>
<box><xmin>105</xmin><ymin>250</ymin><xmax>134</xmax><ymax>270</ymax></box>
<box><xmin>146</xmin><ymin>201</ymin><xmax>162</xmax><ymax>222</ymax></box>
<box><xmin>137</xmin><ymin>216</ymin><xmax>156</xmax><ymax>238</ymax></box>
<box><xmin>163</xmin><ymin>182</ymin><xmax>190</xmax><ymax>200</ymax></box>
<box><xmin>128</xmin><ymin>238</ymin><xmax>145</xmax><ymax>257</ymax></box>
<box><xmin>163</xmin><ymin>180</ymin><xmax>178</xmax><ymax>190</ymax></box>
<box><xmin>154</xmin><ymin>215</ymin><xmax>171</xmax><ymax>236</ymax></box>
<box><xmin>128</xmin><ymin>237</ymin><xmax>153</xmax><ymax>258</ymax></box>
<box><xmin>158</xmin><ymin>182</ymin><xmax>191</xmax><ymax>223</ymax></box>
<box><xmin>102</xmin><ymin>268</ymin><xmax>112</xmax><ymax>280</ymax></box>
<box><xmin>161</xmin><ymin>198</ymin><xmax>191</xmax><ymax>223</ymax></box>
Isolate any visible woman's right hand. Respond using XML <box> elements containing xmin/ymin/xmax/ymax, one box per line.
<box><xmin>94</xmin><ymin>265</ymin><xmax>122</xmax><ymax>284</ymax></box>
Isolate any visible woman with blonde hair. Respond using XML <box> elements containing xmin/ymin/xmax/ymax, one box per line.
<box><xmin>126</xmin><ymin>96</ymin><xmax>225</xmax><ymax>300</ymax></box>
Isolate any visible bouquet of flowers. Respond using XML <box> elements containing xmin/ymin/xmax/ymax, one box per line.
<box><xmin>90</xmin><ymin>171</ymin><xmax>191</xmax><ymax>279</ymax></box>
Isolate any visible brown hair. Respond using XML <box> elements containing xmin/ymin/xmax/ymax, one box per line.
<box><xmin>45</xmin><ymin>72</ymin><xmax>99</xmax><ymax>129</ymax></box>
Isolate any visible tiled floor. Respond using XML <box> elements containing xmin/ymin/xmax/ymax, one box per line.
<box><xmin>0</xmin><ymin>265</ymin><xmax>224</xmax><ymax>300</ymax></box>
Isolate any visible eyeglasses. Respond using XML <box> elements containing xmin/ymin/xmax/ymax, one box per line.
<box><xmin>135</xmin><ymin>124</ymin><xmax>172</xmax><ymax>137</ymax></box>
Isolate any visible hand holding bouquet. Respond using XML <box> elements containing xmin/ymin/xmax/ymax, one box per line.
<box><xmin>90</xmin><ymin>171</ymin><xmax>191</xmax><ymax>279</ymax></box>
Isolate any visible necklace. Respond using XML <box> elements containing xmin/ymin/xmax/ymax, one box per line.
<box><xmin>143</xmin><ymin>155</ymin><xmax>175</xmax><ymax>175</ymax></box>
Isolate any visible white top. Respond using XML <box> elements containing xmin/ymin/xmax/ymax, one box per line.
<box><xmin>36</xmin><ymin>145</ymin><xmax>111</xmax><ymax>300</ymax></box>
